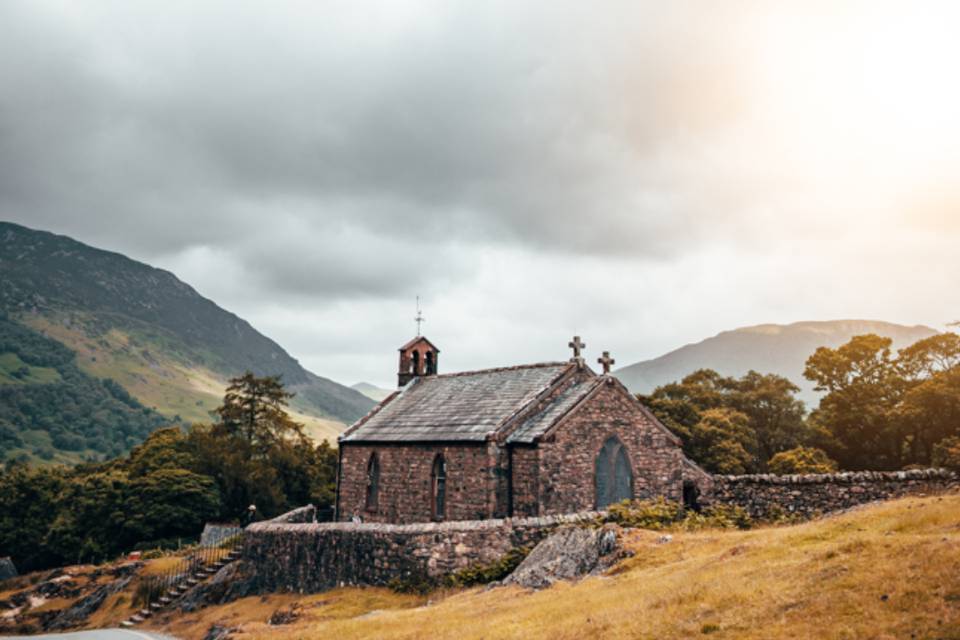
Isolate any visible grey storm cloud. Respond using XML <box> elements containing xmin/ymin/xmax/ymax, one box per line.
<box><xmin>2</xmin><ymin>0</ymin><xmax>957</xmax><ymax>386</ymax></box>
<box><xmin>0</xmin><ymin>0</ymin><xmax>758</xmax><ymax>293</ymax></box>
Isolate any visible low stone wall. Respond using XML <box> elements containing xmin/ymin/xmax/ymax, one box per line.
<box><xmin>243</xmin><ymin>511</ymin><xmax>599</xmax><ymax>593</ymax></box>
<box><xmin>200</xmin><ymin>524</ymin><xmax>244</xmax><ymax>546</ymax></box>
<box><xmin>265</xmin><ymin>505</ymin><xmax>316</xmax><ymax>524</ymax></box>
<box><xmin>709</xmin><ymin>468</ymin><xmax>958</xmax><ymax>519</ymax></box>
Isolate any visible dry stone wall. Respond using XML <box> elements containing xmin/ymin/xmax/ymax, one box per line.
<box><xmin>243</xmin><ymin>509</ymin><xmax>599</xmax><ymax>593</ymax></box>
<box><xmin>244</xmin><ymin>469</ymin><xmax>957</xmax><ymax>595</ymax></box>
<box><xmin>708</xmin><ymin>468</ymin><xmax>958</xmax><ymax>519</ymax></box>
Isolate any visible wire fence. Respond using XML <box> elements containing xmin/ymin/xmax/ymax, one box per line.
<box><xmin>135</xmin><ymin>525</ymin><xmax>244</xmax><ymax>610</ymax></box>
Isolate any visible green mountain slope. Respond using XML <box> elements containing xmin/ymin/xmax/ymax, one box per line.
<box><xmin>615</xmin><ymin>320</ymin><xmax>939</xmax><ymax>406</ymax></box>
<box><xmin>0</xmin><ymin>314</ymin><xmax>169</xmax><ymax>463</ymax></box>
<box><xmin>0</xmin><ymin>221</ymin><xmax>373</xmax><ymax>451</ymax></box>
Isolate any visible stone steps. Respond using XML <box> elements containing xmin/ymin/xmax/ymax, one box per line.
<box><xmin>123</xmin><ymin>547</ymin><xmax>244</xmax><ymax>627</ymax></box>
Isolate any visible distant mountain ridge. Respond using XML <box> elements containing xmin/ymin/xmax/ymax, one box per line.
<box><xmin>351</xmin><ymin>382</ymin><xmax>394</xmax><ymax>402</ymax></box>
<box><xmin>0</xmin><ymin>221</ymin><xmax>374</xmax><ymax>450</ymax></box>
<box><xmin>615</xmin><ymin>320</ymin><xmax>939</xmax><ymax>406</ymax></box>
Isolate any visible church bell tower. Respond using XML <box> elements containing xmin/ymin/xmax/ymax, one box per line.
<box><xmin>398</xmin><ymin>336</ymin><xmax>440</xmax><ymax>387</ymax></box>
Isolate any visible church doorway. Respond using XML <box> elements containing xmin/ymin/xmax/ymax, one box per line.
<box><xmin>595</xmin><ymin>436</ymin><xmax>633</xmax><ymax>509</ymax></box>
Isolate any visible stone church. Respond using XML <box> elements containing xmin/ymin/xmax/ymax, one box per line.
<box><xmin>335</xmin><ymin>335</ymin><xmax>708</xmax><ymax>523</ymax></box>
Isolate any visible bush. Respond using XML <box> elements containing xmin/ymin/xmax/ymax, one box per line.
<box><xmin>604</xmin><ymin>497</ymin><xmax>753</xmax><ymax>531</ymax></box>
<box><xmin>445</xmin><ymin>546</ymin><xmax>531</xmax><ymax>588</ymax></box>
<box><xmin>768</xmin><ymin>446</ymin><xmax>838</xmax><ymax>474</ymax></box>
<box><xmin>932</xmin><ymin>436</ymin><xmax>960</xmax><ymax>472</ymax></box>
<box><xmin>605</xmin><ymin>497</ymin><xmax>683</xmax><ymax>530</ymax></box>
<box><xmin>387</xmin><ymin>570</ymin><xmax>438</xmax><ymax>595</ymax></box>
<box><xmin>681</xmin><ymin>504</ymin><xmax>752</xmax><ymax>531</ymax></box>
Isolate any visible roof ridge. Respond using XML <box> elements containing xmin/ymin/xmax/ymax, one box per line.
<box><xmin>428</xmin><ymin>361</ymin><xmax>572</xmax><ymax>379</ymax></box>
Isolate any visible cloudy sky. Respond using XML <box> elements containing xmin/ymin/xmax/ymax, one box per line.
<box><xmin>2</xmin><ymin>1</ymin><xmax>959</xmax><ymax>387</ymax></box>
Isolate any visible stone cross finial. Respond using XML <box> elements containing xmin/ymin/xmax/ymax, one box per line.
<box><xmin>568</xmin><ymin>336</ymin><xmax>586</xmax><ymax>360</ymax></box>
<box><xmin>598</xmin><ymin>351</ymin><xmax>615</xmax><ymax>375</ymax></box>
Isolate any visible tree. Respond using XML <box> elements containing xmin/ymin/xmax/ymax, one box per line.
<box><xmin>189</xmin><ymin>372</ymin><xmax>338</xmax><ymax>521</ymax></box>
<box><xmin>727</xmin><ymin>371</ymin><xmax>808</xmax><ymax>470</ymax></box>
<box><xmin>641</xmin><ymin>368</ymin><xmax>808</xmax><ymax>473</ymax></box>
<box><xmin>123</xmin><ymin>468</ymin><xmax>221</xmax><ymax>546</ymax></box>
<box><xmin>214</xmin><ymin>373</ymin><xmax>304</xmax><ymax>449</ymax></box>
<box><xmin>686</xmin><ymin>408</ymin><xmax>755</xmax><ymax>474</ymax></box>
<box><xmin>0</xmin><ymin>463</ymin><xmax>67</xmax><ymax>572</ymax></box>
<box><xmin>932</xmin><ymin>436</ymin><xmax>960</xmax><ymax>472</ymax></box>
<box><xmin>768</xmin><ymin>446</ymin><xmax>838</xmax><ymax>474</ymax></box>
<box><xmin>805</xmin><ymin>332</ymin><xmax>960</xmax><ymax>470</ymax></box>
<box><xmin>804</xmin><ymin>335</ymin><xmax>905</xmax><ymax>470</ymax></box>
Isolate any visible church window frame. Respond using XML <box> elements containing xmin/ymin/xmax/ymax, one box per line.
<box><xmin>365</xmin><ymin>452</ymin><xmax>380</xmax><ymax>512</ymax></box>
<box><xmin>594</xmin><ymin>435</ymin><xmax>634</xmax><ymax>509</ymax></box>
<box><xmin>431</xmin><ymin>453</ymin><xmax>447</xmax><ymax>521</ymax></box>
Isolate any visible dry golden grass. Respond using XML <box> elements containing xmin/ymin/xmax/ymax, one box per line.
<box><xmin>151</xmin><ymin>589</ymin><xmax>426</xmax><ymax>640</ymax></box>
<box><xmin>150</xmin><ymin>493</ymin><xmax>960</xmax><ymax>640</ymax></box>
<box><xmin>84</xmin><ymin>590</ymin><xmax>137</xmax><ymax>629</ymax></box>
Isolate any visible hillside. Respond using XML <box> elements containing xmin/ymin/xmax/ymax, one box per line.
<box><xmin>103</xmin><ymin>493</ymin><xmax>959</xmax><ymax>639</ymax></box>
<box><xmin>616</xmin><ymin>320</ymin><xmax>938</xmax><ymax>406</ymax></box>
<box><xmin>351</xmin><ymin>381</ymin><xmax>394</xmax><ymax>402</ymax></box>
<box><xmin>0</xmin><ymin>315</ymin><xmax>168</xmax><ymax>463</ymax></box>
<box><xmin>0</xmin><ymin>222</ymin><xmax>373</xmax><ymax>455</ymax></box>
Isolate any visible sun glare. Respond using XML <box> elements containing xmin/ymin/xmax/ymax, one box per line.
<box><xmin>756</xmin><ymin>3</ymin><xmax>960</xmax><ymax>187</ymax></box>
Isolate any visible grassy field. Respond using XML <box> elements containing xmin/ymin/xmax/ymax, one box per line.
<box><xmin>146</xmin><ymin>493</ymin><xmax>960</xmax><ymax>640</ymax></box>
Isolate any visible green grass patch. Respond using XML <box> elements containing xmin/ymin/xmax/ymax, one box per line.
<box><xmin>0</xmin><ymin>352</ymin><xmax>61</xmax><ymax>385</ymax></box>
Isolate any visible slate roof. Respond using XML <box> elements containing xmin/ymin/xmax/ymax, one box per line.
<box><xmin>506</xmin><ymin>376</ymin><xmax>603</xmax><ymax>444</ymax></box>
<box><xmin>341</xmin><ymin>362</ymin><xmax>575</xmax><ymax>442</ymax></box>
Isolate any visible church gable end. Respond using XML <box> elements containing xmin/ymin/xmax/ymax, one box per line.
<box><xmin>530</xmin><ymin>379</ymin><xmax>685</xmax><ymax>516</ymax></box>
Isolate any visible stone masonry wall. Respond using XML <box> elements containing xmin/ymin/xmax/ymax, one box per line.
<box><xmin>510</xmin><ymin>446</ymin><xmax>540</xmax><ymax>517</ymax></box>
<box><xmin>708</xmin><ymin>468</ymin><xmax>958</xmax><ymax>519</ymax></box>
<box><xmin>244</xmin><ymin>510</ymin><xmax>600</xmax><ymax>593</ymax></box>
<box><xmin>535</xmin><ymin>381</ymin><xmax>685</xmax><ymax>515</ymax></box>
<box><xmin>338</xmin><ymin>442</ymin><xmax>496</xmax><ymax>524</ymax></box>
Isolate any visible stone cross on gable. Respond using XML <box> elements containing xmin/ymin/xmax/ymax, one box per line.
<box><xmin>598</xmin><ymin>351</ymin><xmax>615</xmax><ymax>375</ymax></box>
<box><xmin>568</xmin><ymin>336</ymin><xmax>586</xmax><ymax>360</ymax></box>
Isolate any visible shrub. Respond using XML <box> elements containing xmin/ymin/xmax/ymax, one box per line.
<box><xmin>605</xmin><ymin>497</ymin><xmax>683</xmax><ymax>530</ymax></box>
<box><xmin>387</xmin><ymin>570</ymin><xmax>438</xmax><ymax>595</ymax></box>
<box><xmin>681</xmin><ymin>504</ymin><xmax>752</xmax><ymax>531</ymax></box>
<box><xmin>603</xmin><ymin>497</ymin><xmax>754</xmax><ymax>530</ymax></box>
<box><xmin>445</xmin><ymin>546</ymin><xmax>531</xmax><ymax>588</ymax></box>
<box><xmin>768</xmin><ymin>446</ymin><xmax>838</xmax><ymax>474</ymax></box>
<box><xmin>932</xmin><ymin>436</ymin><xmax>960</xmax><ymax>472</ymax></box>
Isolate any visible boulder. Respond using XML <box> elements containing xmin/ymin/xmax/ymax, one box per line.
<box><xmin>179</xmin><ymin>561</ymin><xmax>257</xmax><ymax>613</ymax></box>
<box><xmin>502</xmin><ymin>524</ymin><xmax>630</xmax><ymax>590</ymax></box>
<box><xmin>0</xmin><ymin>557</ymin><xmax>16</xmax><ymax>581</ymax></box>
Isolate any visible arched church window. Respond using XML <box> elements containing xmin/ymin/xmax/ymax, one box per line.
<box><xmin>365</xmin><ymin>453</ymin><xmax>380</xmax><ymax>512</ymax></box>
<box><xmin>425</xmin><ymin>351</ymin><xmax>435</xmax><ymax>375</ymax></box>
<box><xmin>412</xmin><ymin>351</ymin><xmax>421</xmax><ymax>375</ymax></box>
<box><xmin>431</xmin><ymin>454</ymin><xmax>447</xmax><ymax>521</ymax></box>
<box><xmin>595</xmin><ymin>436</ymin><xmax>633</xmax><ymax>509</ymax></box>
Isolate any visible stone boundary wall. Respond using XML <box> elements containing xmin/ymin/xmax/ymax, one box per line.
<box><xmin>265</xmin><ymin>505</ymin><xmax>317</xmax><ymax>524</ymax></box>
<box><xmin>708</xmin><ymin>468</ymin><xmax>958</xmax><ymax>519</ymax></box>
<box><xmin>199</xmin><ymin>523</ymin><xmax>244</xmax><ymax>546</ymax></box>
<box><xmin>243</xmin><ymin>510</ymin><xmax>600</xmax><ymax>593</ymax></box>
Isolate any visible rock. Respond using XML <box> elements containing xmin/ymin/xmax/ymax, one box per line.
<box><xmin>657</xmin><ymin>534</ymin><xmax>673</xmax><ymax>544</ymax></box>
<box><xmin>179</xmin><ymin>561</ymin><xmax>257</xmax><ymax>613</ymax></box>
<box><xmin>45</xmin><ymin>575</ymin><xmax>133</xmax><ymax>631</ymax></box>
<box><xmin>267</xmin><ymin>605</ymin><xmax>300</xmax><ymax>625</ymax></box>
<box><xmin>203</xmin><ymin>623</ymin><xmax>236</xmax><ymax>640</ymax></box>
<box><xmin>502</xmin><ymin>525</ymin><xmax>631</xmax><ymax>590</ymax></box>
<box><xmin>0</xmin><ymin>558</ymin><xmax>17</xmax><ymax>582</ymax></box>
